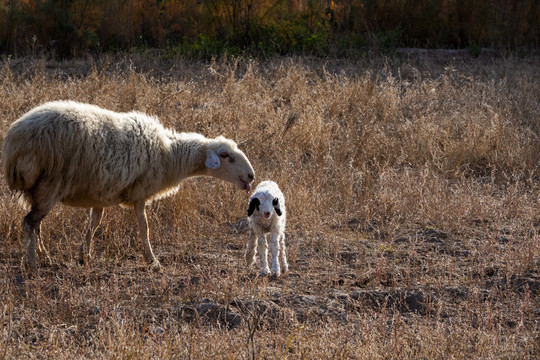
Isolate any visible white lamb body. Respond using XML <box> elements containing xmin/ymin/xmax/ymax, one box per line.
<box><xmin>2</xmin><ymin>101</ymin><xmax>255</xmax><ymax>270</ymax></box>
<box><xmin>246</xmin><ymin>180</ymin><xmax>288</xmax><ymax>276</ymax></box>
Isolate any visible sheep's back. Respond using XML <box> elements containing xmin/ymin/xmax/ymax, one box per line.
<box><xmin>2</xmin><ymin>101</ymin><xmax>170</xmax><ymax>207</ymax></box>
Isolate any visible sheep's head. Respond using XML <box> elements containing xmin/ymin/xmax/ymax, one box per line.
<box><xmin>248</xmin><ymin>194</ymin><xmax>282</xmax><ymax>218</ymax></box>
<box><xmin>205</xmin><ymin>136</ymin><xmax>255</xmax><ymax>193</ymax></box>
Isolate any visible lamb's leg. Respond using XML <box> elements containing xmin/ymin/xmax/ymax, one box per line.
<box><xmin>257</xmin><ymin>234</ymin><xmax>270</xmax><ymax>275</ymax></box>
<box><xmin>133</xmin><ymin>201</ymin><xmax>161</xmax><ymax>271</ymax></box>
<box><xmin>22</xmin><ymin>203</ymin><xmax>53</xmax><ymax>270</ymax></box>
<box><xmin>79</xmin><ymin>207</ymin><xmax>103</xmax><ymax>264</ymax></box>
<box><xmin>279</xmin><ymin>233</ymin><xmax>289</xmax><ymax>274</ymax></box>
<box><xmin>245</xmin><ymin>230</ymin><xmax>258</xmax><ymax>267</ymax></box>
<box><xmin>269</xmin><ymin>232</ymin><xmax>281</xmax><ymax>276</ymax></box>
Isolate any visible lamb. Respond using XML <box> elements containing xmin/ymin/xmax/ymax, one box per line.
<box><xmin>245</xmin><ymin>180</ymin><xmax>288</xmax><ymax>276</ymax></box>
<box><xmin>2</xmin><ymin>100</ymin><xmax>255</xmax><ymax>270</ymax></box>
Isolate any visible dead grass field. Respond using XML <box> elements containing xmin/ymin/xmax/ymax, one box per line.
<box><xmin>0</xmin><ymin>53</ymin><xmax>539</xmax><ymax>359</ymax></box>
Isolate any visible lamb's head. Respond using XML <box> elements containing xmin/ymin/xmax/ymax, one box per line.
<box><xmin>248</xmin><ymin>193</ymin><xmax>282</xmax><ymax>219</ymax></box>
<box><xmin>204</xmin><ymin>136</ymin><xmax>255</xmax><ymax>193</ymax></box>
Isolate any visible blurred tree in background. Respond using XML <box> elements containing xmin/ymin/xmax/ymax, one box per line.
<box><xmin>0</xmin><ymin>0</ymin><xmax>538</xmax><ymax>58</ymax></box>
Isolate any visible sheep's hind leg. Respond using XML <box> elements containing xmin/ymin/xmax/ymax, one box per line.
<box><xmin>80</xmin><ymin>207</ymin><xmax>103</xmax><ymax>264</ymax></box>
<box><xmin>22</xmin><ymin>203</ymin><xmax>54</xmax><ymax>270</ymax></box>
<box><xmin>133</xmin><ymin>201</ymin><xmax>161</xmax><ymax>271</ymax></box>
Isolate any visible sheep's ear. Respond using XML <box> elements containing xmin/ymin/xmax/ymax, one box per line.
<box><xmin>273</xmin><ymin>198</ymin><xmax>282</xmax><ymax>216</ymax></box>
<box><xmin>205</xmin><ymin>149</ymin><xmax>221</xmax><ymax>169</ymax></box>
<box><xmin>248</xmin><ymin>198</ymin><xmax>260</xmax><ymax>216</ymax></box>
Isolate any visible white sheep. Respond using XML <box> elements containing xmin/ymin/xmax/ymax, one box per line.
<box><xmin>2</xmin><ymin>100</ymin><xmax>255</xmax><ymax>270</ymax></box>
<box><xmin>245</xmin><ymin>180</ymin><xmax>288</xmax><ymax>276</ymax></box>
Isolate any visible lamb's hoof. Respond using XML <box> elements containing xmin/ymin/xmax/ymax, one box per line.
<box><xmin>259</xmin><ymin>267</ymin><xmax>270</xmax><ymax>276</ymax></box>
<box><xmin>149</xmin><ymin>261</ymin><xmax>163</xmax><ymax>272</ymax></box>
<box><xmin>283</xmin><ymin>270</ymin><xmax>289</xmax><ymax>277</ymax></box>
<box><xmin>271</xmin><ymin>265</ymin><xmax>281</xmax><ymax>277</ymax></box>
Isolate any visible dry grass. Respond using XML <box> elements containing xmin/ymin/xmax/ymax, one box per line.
<box><xmin>0</xmin><ymin>53</ymin><xmax>539</xmax><ymax>359</ymax></box>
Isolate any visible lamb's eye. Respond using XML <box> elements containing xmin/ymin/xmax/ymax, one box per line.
<box><xmin>272</xmin><ymin>198</ymin><xmax>279</xmax><ymax>206</ymax></box>
<box><xmin>219</xmin><ymin>152</ymin><xmax>229</xmax><ymax>158</ymax></box>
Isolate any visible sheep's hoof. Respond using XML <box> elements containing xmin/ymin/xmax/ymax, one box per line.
<box><xmin>259</xmin><ymin>267</ymin><xmax>270</xmax><ymax>276</ymax></box>
<box><xmin>26</xmin><ymin>253</ymin><xmax>38</xmax><ymax>272</ymax></box>
<box><xmin>23</xmin><ymin>257</ymin><xmax>38</xmax><ymax>272</ymax></box>
<box><xmin>79</xmin><ymin>253</ymin><xmax>92</xmax><ymax>265</ymax></box>
<box><xmin>23</xmin><ymin>260</ymin><xmax>35</xmax><ymax>271</ymax></box>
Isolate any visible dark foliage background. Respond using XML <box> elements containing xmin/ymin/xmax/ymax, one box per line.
<box><xmin>1</xmin><ymin>0</ymin><xmax>539</xmax><ymax>58</ymax></box>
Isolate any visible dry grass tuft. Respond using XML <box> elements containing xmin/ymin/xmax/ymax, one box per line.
<box><xmin>0</xmin><ymin>54</ymin><xmax>539</xmax><ymax>358</ymax></box>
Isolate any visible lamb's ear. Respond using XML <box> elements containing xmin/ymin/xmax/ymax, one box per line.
<box><xmin>205</xmin><ymin>149</ymin><xmax>221</xmax><ymax>169</ymax></box>
<box><xmin>273</xmin><ymin>198</ymin><xmax>282</xmax><ymax>216</ymax></box>
<box><xmin>248</xmin><ymin>198</ymin><xmax>260</xmax><ymax>216</ymax></box>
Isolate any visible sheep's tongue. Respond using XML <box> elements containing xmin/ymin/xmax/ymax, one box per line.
<box><xmin>244</xmin><ymin>182</ymin><xmax>251</xmax><ymax>193</ymax></box>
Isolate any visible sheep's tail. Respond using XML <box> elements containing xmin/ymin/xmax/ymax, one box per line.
<box><xmin>3</xmin><ymin>145</ymin><xmax>36</xmax><ymax>189</ymax></box>
<box><xmin>2</xmin><ymin>129</ymin><xmax>47</xmax><ymax>206</ymax></box>
<box><xmin>5</xmin><ymin>156</ymin><xmax>24</xmax><ymax>191</ymax></box>
<box><xmin>3</xmin><ymin>153</ymin><xmax>34</xmax><ymax>206</ymax></box>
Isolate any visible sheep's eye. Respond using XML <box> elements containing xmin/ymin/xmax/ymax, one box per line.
<box><xmin>272</xmin><ymin>198</ymin><xmax>279</xmax><ymax>206</ymax></box>
<box><xmin>219</xmin><ymin>152</ymin><xmax>229</xmax><ymax>158</ymax></box>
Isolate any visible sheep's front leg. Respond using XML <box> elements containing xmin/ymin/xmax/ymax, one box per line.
<box><xmin>245</xmin><ymin>230</ymin><xmax>258</xmax><ymax>268</ymax></box>
<box><xmin>279</xmin><ymin>233</ymin><xmax>289</xmax><ymax>274</ymax></box>
<box><xmin>256</xmin><ymin>234</ymin><xmax>270</xmax><ymax>276</ymax></box>
<box><xmin>79</xmin><ymin>207</ymin><xmax>103</xmax><ymax>264</ymax></box>
<box><xmin>269</xmin><ymin>232</ymin><xmax>281</xmax><ymax>276</ymax></box>
<box><xmin>133</xmin><ymin>201</ymin><xmax>161</xmax><ymax>271</ymax></box>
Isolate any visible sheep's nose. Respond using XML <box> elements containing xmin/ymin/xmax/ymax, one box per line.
<box><xmin>264</xmin><ymin>212</ymin><xmax>270</xmax><ymax>218</ymax></box>
<box><xmin>248</xmin><ymin>173</ymin><xmax>254</xmax><ymax>181</ymax></box>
